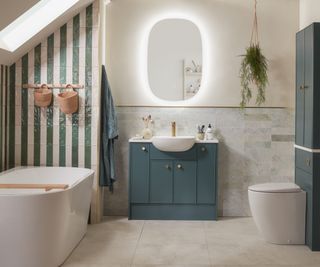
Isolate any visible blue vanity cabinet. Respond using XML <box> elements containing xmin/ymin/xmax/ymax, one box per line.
<box><xmin>129</xmin><ymin>142</ymin><xmax>218</xmax><ymax>220</ymax></box>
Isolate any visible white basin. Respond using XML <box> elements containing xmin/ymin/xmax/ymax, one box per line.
<box><xmin>152</xmin><ymin>136</ymin><xmax>195</xmax><ymax>152</ymax></box>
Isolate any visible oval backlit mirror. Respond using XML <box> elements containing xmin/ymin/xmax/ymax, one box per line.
<box><xmin>148</xmin><ymin>19</ymin><xmax>203</xmax><ymax>101</ymax></box>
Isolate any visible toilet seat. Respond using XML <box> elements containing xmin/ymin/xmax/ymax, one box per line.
<box><xmin>248</xmin><ymin>183</ymin><xmax>301</xmax><ymax>193</ymax></box>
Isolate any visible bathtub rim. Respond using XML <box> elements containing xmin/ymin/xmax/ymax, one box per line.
<box><xmin>0</xmin><ymin>166</ymin><xmax>95</xmax><ymax>196</ymax></box>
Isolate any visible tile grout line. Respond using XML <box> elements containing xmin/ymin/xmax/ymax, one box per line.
<box><xmin>203</xmin><ymin>220</ymin><xmax>214</xmax><ymax>267</ymax></box>
<box><xmin>130</xmin><ymin>220</ymin><xmax>145</xmax><ymax>267</ymax></box>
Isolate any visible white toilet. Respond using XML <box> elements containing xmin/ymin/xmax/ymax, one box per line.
<box><xmin>248</xmin><ymin>183</ymin><xmax>306</xmax><ymax>245</ymax></box>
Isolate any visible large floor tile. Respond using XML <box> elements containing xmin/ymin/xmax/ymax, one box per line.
<box><xmin>62</xmin><ymin>216</ymin><xmax>320</xmax><ymax>267</ymax></box>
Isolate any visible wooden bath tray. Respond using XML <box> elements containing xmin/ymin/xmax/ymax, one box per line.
<box><xmin>0</xmin><ymin>184</ymin><xmax>69</xmax><ymax>191</ymax></box>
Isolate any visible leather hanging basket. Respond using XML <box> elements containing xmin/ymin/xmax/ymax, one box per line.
<box><xmin>34</xmin><ymin>84</ymin><xmax>52</xmax><ymax>107</ymax></box>
<box><xmin>57</xmin><ymin>84</ymin><xmax>79</xmax><ymax>114</ymax></box>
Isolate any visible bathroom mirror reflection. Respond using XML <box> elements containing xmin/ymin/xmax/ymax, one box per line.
<box><xmin>148</xmin><ymin>19</ymin><xmax>203</xmax><ymax>101</ymax></box>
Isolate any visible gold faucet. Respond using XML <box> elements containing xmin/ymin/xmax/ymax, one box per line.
<box><xmin>171</xmin><ymin>122</ymin><xmax>176</xmax><ymax>137</ymax></box>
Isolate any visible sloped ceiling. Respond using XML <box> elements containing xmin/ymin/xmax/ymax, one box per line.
<box><xmin>0</xmin><ymin>0</ymin><xmax>95</xmax><ymax>65</ymax></box>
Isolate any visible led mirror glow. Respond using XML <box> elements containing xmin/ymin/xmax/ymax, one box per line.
<box><xmin>0</xmin><ymin>0</ymin><xmax>79</xmax><ymax>52</ymax></box>
<box><xmin>139</xmin><ymin>12</ymin><xmax>210</xmax><ymax>106</ymax></box>
<box><xmin>148</xmin><ymin>19</ymin><xmax>202</xmax><ymax>101</ymax></box>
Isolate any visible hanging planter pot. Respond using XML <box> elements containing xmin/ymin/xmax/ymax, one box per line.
<box><xmin>57</xmin><ymin>84</ymin><xmax>79</xmax><ymax>114</ymax></box>
<box><xmin>239</xmin><ymin>0</ymin><xmax>268</xmax><ymax>108</ymax></box>
<box><xmin>34</xmin><ymin>84</ymin><xmax>52</xmax><ymax>107</ymax></box>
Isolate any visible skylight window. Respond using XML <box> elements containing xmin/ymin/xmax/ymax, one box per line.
<box><xmin>0</xmin><ymin>0</ymin><xmax>79</xmax><ymax>52</ymax></box>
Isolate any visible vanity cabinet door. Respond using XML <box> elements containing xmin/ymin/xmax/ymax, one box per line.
<box><xmin>173</xmin><ymin>161</ymin><xmax>197</xmax><ymax>204</ymax></box>
<box><xmin>150</xmin><ymin>160</ymin><xmax>173</xmax><ymax>203</ymax></box>
<box><xmin>303</xmin><ymin>25</ymin><xmax>314</xmax><ymax>149</ymax></box>
<box><xmin>197</xmin><ymin>144</ymin><xmax>217</xmax><ymax>204</ymax></box>
<box><xmin>130</xmin><ymin>143</ymin><xmax>150</xmax><ymax>203</ymax></box>
<box><xmin>296</xmin><ymin>29</ymin><xmax>305</xmax><ymax>147</ymax></box>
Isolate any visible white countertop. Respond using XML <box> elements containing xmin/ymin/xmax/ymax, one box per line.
<box><xmin>129</xmin><ymin>137</ymin><xmax>219</xmax><ymax>143</ymax></box>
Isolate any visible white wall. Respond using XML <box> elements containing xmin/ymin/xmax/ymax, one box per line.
<box><xmin>105</xmin><ymin>0</ymin><xmax>299</xmax><ymax>107</ymax></box>
<box><xmin>300</xmin><ymin>0</ymin><xmax>320</xmax><ymax>29</ymax></box>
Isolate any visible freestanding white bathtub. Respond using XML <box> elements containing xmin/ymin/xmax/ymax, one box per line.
<box><xmin>0</xmin><ymin>167</ymin><xmax>94</xmax><ymax>267</ymax></box>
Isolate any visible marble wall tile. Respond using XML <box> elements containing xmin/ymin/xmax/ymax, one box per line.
<box><xmin>104</xmin><ymin>107</ymin><xmax>295</xmax><ymax>217</ymax></box>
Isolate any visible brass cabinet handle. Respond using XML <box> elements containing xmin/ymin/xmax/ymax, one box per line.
<box><xmin>201</xmin><ymin>147</ymin><xmax>206</xmax><ymax>152</ymax></box>
<box><xmin>300</xmin><ymin>85</ymin><xmax>304</xmax><ymax>90</ymax></box>
<box><xmin>177</xmin><ymin>164</ymin><xmax>182</xmax><ymax>169</ymax></box>
<box><xmin>165</xmin><ymin>164</ymin><xmax>170</xmax><ymax>170</ymax></box>
<box><xmin>306</xmin><ymin>158</ymin><xmax>311</xmax><ymax>167</ymax></box>
<box><xmin>141</xmin><ymin>146</ymin><xmax>147</xmax><ymax>151</ymax></box>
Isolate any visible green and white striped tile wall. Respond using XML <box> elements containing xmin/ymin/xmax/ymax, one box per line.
<box><xmin>7</xmin><ymin>2</ymin><xmax>99</xmax><ymax>173</ymax></box>
<box><xmin>0</xmin><ymin>65</ymin><xmax>8</xmax><ymax>172</ymax></box>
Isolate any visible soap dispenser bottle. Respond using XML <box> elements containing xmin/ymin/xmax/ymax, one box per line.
<box><xmin>205</xmin><ymin>124</ymin><xmax>214</xmax><ymax>140</ymax></box>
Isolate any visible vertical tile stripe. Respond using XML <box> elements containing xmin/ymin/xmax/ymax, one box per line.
<box><xmin>47</xmin><ymin>34</ymin><xmax>54</xmax><ymax>166</ymax></box>
<box><xmin>4</xmin><ymin>66</ymin><xmax>8</xmax><ymax>169</ymax></box>
<box><xmin>34</xmin><ymin>44</ymin><xmax>41</xmax><ymax>166</ymax></box>
<box><xmin>72</xmin><ymin>14</ymin><xmax>80</xmax><ymax>167</ymax></box>
<box><xmin>85</xmin><ymin>4</ymin><xmax>93</xmax><ymax>168</ymax></box>
<box><xmin>0</xmin><ymin>65</ymin><xmax>3</xmax><ymax>171</ymax></box>
<box><xmin>8</xmin><ymin>64</ymin><xmax>15</xmax><ymax>168</ymax></box>
<box><xmin>21</xmin><ymin>54</ymin><xmax>28</xmax><ymax>165</ymax></box>
<box><xmin>60</xmin><ymin>24</ymin><xmax>67</xmax><ymax>167</ymax></box>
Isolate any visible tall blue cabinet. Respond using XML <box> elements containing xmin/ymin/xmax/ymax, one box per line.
<box><xmin>129</xmin><ymin>141</ymin><xmax>218</xmax><ymax>220</ymax></box>
<box><xmin>295</xmin><ymin>23</ymin><xmax>320</xmax><ymax>251</ymax></box>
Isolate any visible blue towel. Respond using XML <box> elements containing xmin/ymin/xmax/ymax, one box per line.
<box><xmin>99</xmin><ymin>65</ymin><xmax>118</xmax><ymax>190</ymax></box>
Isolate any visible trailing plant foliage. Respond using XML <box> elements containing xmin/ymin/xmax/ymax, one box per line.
<box><xmin>239</xmin><ymin>44</ymin><xmax>268</xmax><ymax>108</ymax></box>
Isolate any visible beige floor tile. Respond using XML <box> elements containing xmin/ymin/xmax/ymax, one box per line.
<box><xmin>62</xmin><ymin>216</ymin><xmax>320</xmax><ymax>267</ymax></box>
<box><xmin>133</xmin><ymin>243</ymin><xmax>210</xmax><ymax>265</ymax></box>
<box><xmin>64</xmin><ymin>239</ymin><xmax>137</xmax><ymax>265</ymax></box>
<box><xmin>140</xmin><ymin>226</ymin><xmax>206</xmax><ymax>245</ymax></box>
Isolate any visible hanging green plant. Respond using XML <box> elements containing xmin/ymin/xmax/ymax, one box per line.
<box><xmin>239</xmin><ymin>0</ymin><xmax>268</xmax><ymax>108</ymax></box>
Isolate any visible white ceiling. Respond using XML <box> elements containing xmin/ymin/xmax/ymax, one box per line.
<box><xmin>0</xmin><ymin>0</ymin><xmax>95</xmax><ymax>65</ymax></box>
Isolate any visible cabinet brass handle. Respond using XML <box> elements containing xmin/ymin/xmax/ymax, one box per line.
<box><xmin>201</xmin><ymin>147</ymin><xmax>206</xmax><ymax>152</ymax></box>
<box><xmin>306</xmin><ymin>158</ymin><xmax>311</xmax><ymax>167</ymax></box>
<box><xmin>300</xmin><ymin>85</ymin><xmax>304</xmax><ymax>90</ymax></box>
<box><xmin>141</xmin><ymin>146</ymin><xmax>146</xmax><ymax>151</ymax></box>
<box><xmin>177</xmin><ymin>164</ymin><xmax>182</xmax><ymax>169</ymax></box>
<box><xmin>165</xmin><ymin>164</ymin><xmax>170</xmax><ymax>170</ymax></box>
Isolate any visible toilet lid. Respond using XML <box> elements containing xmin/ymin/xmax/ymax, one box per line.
<box><xmin>248</xmin><ymin>183</ymin><xmax>301</xmax><ymax>193</ymax></box>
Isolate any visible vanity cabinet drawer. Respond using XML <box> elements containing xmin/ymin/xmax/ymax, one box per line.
<box><xmin>150</xmin><ymin>144</ymin><xmax>197</xmax><ymax>160</ymax></box>
<box><xmin>296</xmin><ymin>148</ymin><xmax>313</xmax><ymax>174</ymax></box>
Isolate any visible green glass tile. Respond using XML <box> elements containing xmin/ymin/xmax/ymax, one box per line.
<box><xmin>4</xmin><ymin>66</ymin><xmax>8</xmax><ymax>169</ymax></box>
<box><xmin>21</xmin><ymin>54</ymin><xmax>28</xmax><ymax>166</ymax></box>
<box><xmin>8</xmin><ymin>64</ymin><xmax>15</xmax><ymax>168</ymax></box>
<box><xmin>0</xmin><ymin>65</ymin><xmax>3</xmax><ymax>171</ymax></box>
<box><xmin>59</xmin><ymin>24</ymin><xmax>67</xmax><ymax>167</ymax></box>
<box><xmin>34</xmin><ymin>44</ymin><xmax>41</xmax><ymax>166</ymax></box>
<box><xmin>85</xmin><ymin>4</ymin><xmax>93</xmax><ymax>168</ymax></box>
<box><xmin>72</xmin><ymin>14</ymin><xmax>80</xmax><ymax>167</ymax></box>
<box><xmin>46</xmin><ymin>34</ymin><xmax>54</xmax><ymax>166</ymax></box>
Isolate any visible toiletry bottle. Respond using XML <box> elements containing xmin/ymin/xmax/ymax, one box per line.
<box><xmin>205</xmin><ymin>124</ymin><xmax>214</xmax><ymax>140</ymax></box>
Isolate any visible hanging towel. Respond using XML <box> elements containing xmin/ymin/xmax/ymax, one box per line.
<box><xmin>99</xmin><ymin>65</ymin><xmax>118</xmax><ymax>190</ymax></box>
